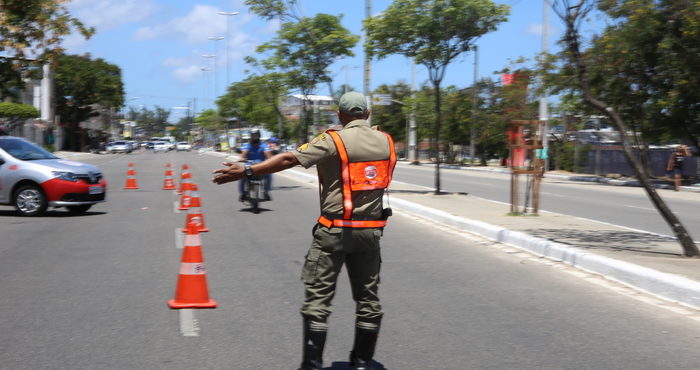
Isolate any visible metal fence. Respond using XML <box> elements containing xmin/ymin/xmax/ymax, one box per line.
<box><xmin>586</xmin><ymin>148</ymin><xmax>698</xmax><ymax>177</ymax></box>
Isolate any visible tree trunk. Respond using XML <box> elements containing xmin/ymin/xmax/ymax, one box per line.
<box><xmin>561</xmin><ymin>3</ymin><xmax>698</xmax><ymax>256</ymax></box>
<box><xmin>433</xmin><ymin>80</ymin><xmax>442</xmax><ymax>194</ymax></box>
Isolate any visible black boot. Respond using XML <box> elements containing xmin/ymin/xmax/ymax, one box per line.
<box><xmin>298</xmin><ymin>319</ymin><xmax>327</xmax><ymax>370</ymax></box>
<box><xmin>349</xmin><ymin>321</ymin><xmax>380</xmax><ymax>370</ymax></box>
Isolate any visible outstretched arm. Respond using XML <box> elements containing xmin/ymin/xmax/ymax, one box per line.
<box><xmin>212</xmin><ymin>152</ymin><xmax>300</xmax><ymax>185</ymax></box>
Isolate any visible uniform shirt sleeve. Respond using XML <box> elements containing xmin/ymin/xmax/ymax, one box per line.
<box><xmin>292</xmin><ymin>132</ymin><xmax>337</xmax><ymax>169</ymax></box>
<box><xmin>242</xmin><ymin>143</ymin><xmax>251</xmax><ymax>151</ymax></box>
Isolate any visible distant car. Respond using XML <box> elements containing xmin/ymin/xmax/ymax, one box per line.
<box><xmin>176</xmin><ymin>142</ymin><xmax>192</xmax><ymax>151</ymax></box>
<box><xmin>153</xmin><ymin>141</ymin><xmax>169</xmax><ymax>153</ymax></box>
<box><xmin>0</xmin><ymin>136</ymin><xmax>107</xmax><ymax>216</ymax></box>
<box><xmin>108</xmin><ymin>141</ymin><xmax>131</xmax><ymax>154</ymax></box>
<box><xmin>145</xmin><ymin>141</ymin><xmax>155</xmax><ymax>149</ymax></box>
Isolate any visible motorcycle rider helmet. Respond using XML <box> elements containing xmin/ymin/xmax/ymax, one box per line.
<box><xmin>250</xmin><ymin>129</ymin><xmax>261</xmax><ymax>144</ymax></box>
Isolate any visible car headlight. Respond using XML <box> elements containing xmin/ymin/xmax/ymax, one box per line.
<box><xmin>52</xmin><ymin>171</ymin><xmax>79</xmax><ymax>182</ymax></box>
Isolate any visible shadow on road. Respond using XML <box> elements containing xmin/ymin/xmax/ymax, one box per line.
<box><xmin>530</xmin><ymin>228</ymin><xmax>681</xmax><ymax>256</ymax></box>
<box><xmin>0</xmin><ymin>210</ymin><xmax>106</xmax><ymax>218</ymax></box>
<box><xmin>325</xmin><ymin>360</ymin><xmax>387</xmax><ymax>369</ymax></box>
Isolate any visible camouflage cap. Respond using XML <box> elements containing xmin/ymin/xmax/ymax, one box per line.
<box><xmin>338</xmin><ymin>91</ymin><xmax>368</xmax><ymax>117</ymax></box>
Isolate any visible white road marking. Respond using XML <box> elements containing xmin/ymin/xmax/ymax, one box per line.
<box><xmin>179</xmin><ymin>309</ymin><xmax>199</xmax><ymax>337</ymax></box>
<box><xmin>624</xmin><ymin>205</ymin><xmax>656</xmax><ymax>211</ymax></box>
<box><xmin>175</xmin><ymin>228</ymin><xmax>184</xmax><ymax>249</ymax></box>
<box><xmin>174</xmin><ymin>200</ymin><xmax>181</xmax><ymax>213</ymax></box>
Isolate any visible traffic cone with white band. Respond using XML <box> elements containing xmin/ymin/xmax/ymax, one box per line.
<box><xmin>178</xmin><ymin>164</ymin><xmax>191</xmax><ymax>194</ymax></box>
<box><xmin>168</xmin><ymin>222</ymin><xmax>217</xmax><ymax>309</ymax></box>
<box><xmin>162</xmin><ymin>163</ymin><xmax>176</xmax><ymax>190</ymax></box>
<box><xmin>182</xmin><ymin>184</ymin><xmax>208</xmax><ymax>232</ymax></box>
<box><xmin>123</xmin><ymin>163</ymin><xmax>139</xmax><ymax>189</ymax></box>
<box><xmin>178</xmin><ymin>182</ymin><xmax>192</xmax><ymax>210</ymax></box>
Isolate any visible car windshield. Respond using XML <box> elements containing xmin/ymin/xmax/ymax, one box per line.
<box><xmin>0</xmin><ymin>137</ymin><xmax>58</xmax><ymax>160</ymax></box>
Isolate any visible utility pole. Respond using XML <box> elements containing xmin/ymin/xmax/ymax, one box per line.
<box><xmin>470</xmin><ymin>45</ymin><xmax>478</xmax><ymax>166</ymax></box>
<box><xmin>408</xmin><ymin>62</ymin><xmax>417</xmax><ymax>164</ymax></box>
<box><xmin>540</xmin><ymin>0</ymin><xmax>550</xmax><ymax>171</ymax></box>
<box><xmin>364</xmin><ymin>0</ymin><xmax>372</xmax><ymax>119</ymax></box>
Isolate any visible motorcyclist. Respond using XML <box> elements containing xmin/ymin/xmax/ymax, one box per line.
<box><xmin>239</xmin><ymin>129</ymin><xmax>272</xmax><ymax>201</ymax></box>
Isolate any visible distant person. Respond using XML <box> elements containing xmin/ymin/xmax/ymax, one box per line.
<box><xmin>212</xmin><ymin>92</ymin><xmax>397</xmax><ymax>370</ymax></box>
<box><xmin>666</xmin><ymin>145</ymin><xmax>691</xmax><ymax>191</ymax></box>
<box><xmin>238</xmin><ymin>129</ymin><xmax>272</xmax><ymax>201</ymax></box>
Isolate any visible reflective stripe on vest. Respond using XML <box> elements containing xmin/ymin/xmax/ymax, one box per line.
<box><xmin>323</xmin><ymin>130</ymin><xmax>396</xmax><ymax>228</ymax></box>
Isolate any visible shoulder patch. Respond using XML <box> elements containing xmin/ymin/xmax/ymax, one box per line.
<box><xmin>310</xmin><ymin>133</ymin><xmax>327</xmax><ymax>144</ymax></box>
<box><xmin>297</xmin><ymin>143</ymin><xmax>309</xmax><ymax>152</ymax></box>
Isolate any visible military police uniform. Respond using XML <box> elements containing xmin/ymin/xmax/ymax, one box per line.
<box><xmin>292</xmin><ymin>92</ymin><xmax>396</xmax><ymax>370</ymax></box>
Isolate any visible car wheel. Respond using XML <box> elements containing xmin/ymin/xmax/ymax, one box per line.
<box><xmin>14</xmin><ymin>184</ymin><xmax>48</xmax><ymax>216</ymax></box>
<box><xmin>66</xmin><ymin>205</ymin><xmax>92</xmax><ymax>214</ymax></box>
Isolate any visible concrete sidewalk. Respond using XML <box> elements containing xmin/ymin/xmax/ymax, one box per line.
<box><xmin>277</xmin><ymin>161</ymin><xmax>700</xmax><ymax>312</ymax></box>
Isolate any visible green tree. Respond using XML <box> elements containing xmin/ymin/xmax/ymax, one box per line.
<box><xmin>246</xmin><ymin>0</ymin><xmax>360</xmax><ymax>142</ymax></box>
<box><xmin>217</xmin><ymin>73</ymin><xmax>288</xmax><ymax>138</ymax></box>
<box><xmin>371</xmin><ymin>82</ymin><xmax>412</xmax><ymax>142</ymax></box>
<box><xmin>365</xmin><ymin>0</ymin><xmax>509</xmax><ymax>193</ymax></box>
<box><xmin>553</xmin><ymin>0</ymin><xmax>698</xmax><ymax>256</ymax></box>
<box><xmin>54</xmin><ymin>54</ymin><xmax>124</xmax><ymax>150</ymax></box>
<box><xmin>0</xmin><ymin>0</ymin><xmax>94</xmax><ymax>100</ymax></box>
<box><xmin>130</xmin><ymin>106</ymin><xmax>170</xmax><ymax>138</ymax></box>
<box><xmin>0</xmin><ymin>102</ymin><xmax>39</xmax><ymax>133</ymax></box>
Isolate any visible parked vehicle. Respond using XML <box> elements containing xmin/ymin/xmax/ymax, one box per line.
<box><xmin>0</xmin><ymin>136</ymin><xmax>107</xmax><ymax>216</ymax></box>
<box><xmin>153</xmin><ymin>141</ymin><xmax>169</xmax><ymax>153</ymax></box>
<box><xmin>108</xmin><ymin>141</ymin><xmax>131</xmax><ymax>154</ymax></box>
<box><xmin>176</xmin><ymin>142</ymin><xmax>192</xmax><ymax>151</ymax></box>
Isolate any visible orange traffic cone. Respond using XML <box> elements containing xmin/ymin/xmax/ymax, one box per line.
<box><xmin>124</xmin><ymin>163</ymin><xmax>139</xmax><ymax>189</ymax></box>
<box><xmin>182</xmin><ymin>184</ymin><xmax>208</xmax><ymax>232</ymax></box>
<box><xmin>178</xmin><ymin>182</ymin><xmax>192</xmax><ymax>210</ymax></box>
<box><xmin>178</xmin><ymin>165</ymin><xmax>191</xmax><ymax>194</ymax></box>
<box><xmin>168</xmin><ymin>222</ymin><xmax>217</xmax><ymax>309</ymax></box>
<box><xmin>162</xmin><ymin>163</ymin><xmax>176</xmax><ymax>190</ymax></box>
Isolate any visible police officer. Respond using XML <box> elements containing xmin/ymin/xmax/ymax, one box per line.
<box><xmin>212</xmin><ymin>92</ymin><xmax>396</xmax><ymax>370</ymax></box>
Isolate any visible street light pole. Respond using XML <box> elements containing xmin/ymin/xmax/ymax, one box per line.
<box><xmin>207</xmin><ymin>36</ymin><xmax>223</xmax><ymax>98</ymax></box>
<box><xmin>217</xmin><ymin>11</ymin><xmax>239</xmax><ymax>91</ymax></box>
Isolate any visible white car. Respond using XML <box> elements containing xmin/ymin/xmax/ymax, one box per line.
<box><xmin>176</xmin><ymin>142</ymin><xmax>192</xmax><ymax>151</ymax></box>
<box><xmin>109</xmin><ymin>141</ymin><xmax>131</xmax><ymax>154</ymax></box>
<box><xmin>153</xmin><ymin>141</ymin><xmax>169</xmax><ymax>153</ymax></box>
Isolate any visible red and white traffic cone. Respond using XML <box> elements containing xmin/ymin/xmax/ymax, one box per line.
<box><xmin>168</xmin><ymin>222</ymin><xmax>217</xmax><ymax>309</ymax></box>
<box><xmin>123</xmin><ymin>163</ymin><xmax>139</xmax><ymax>189</ymax></box>
<box><xmin>182</xmin><ymin>184</ymin><xmax>208</xmax><ymax>232</ymax></box>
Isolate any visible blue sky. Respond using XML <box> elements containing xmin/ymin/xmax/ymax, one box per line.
<box><xmin>65</xmin><ymin>0</ymin><xmax>570</xmax><ymax>123</ymax></box>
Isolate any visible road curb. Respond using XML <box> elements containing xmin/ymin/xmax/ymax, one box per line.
<box><xmin>283</xmin><ymin>168</ymin><xmax>700</xmax><ymax>311</ymax></box>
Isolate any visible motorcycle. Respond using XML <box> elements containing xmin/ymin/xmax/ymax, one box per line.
<box><xmin>241</xmin><ymin>160</ymin><xmax>269</xmax><ymax>214</ymax></box>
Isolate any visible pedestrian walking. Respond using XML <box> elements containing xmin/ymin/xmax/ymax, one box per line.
<box><xmin>212</xmin><ymin>91</ymin><xmax>397</xmax><ymax>370</ymax></box>
<box><xmin>666</xmin><ymin>145</ymin><xmax>691</xmax><ymax>191</ymax></box>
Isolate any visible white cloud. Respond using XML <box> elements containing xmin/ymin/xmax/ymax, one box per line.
<box><xmin>173</xmin><ymin>65</ymin><xmax>206</xmax><ymax>84</ymax></box>
<box><xmin>135</xmin><ymin>5</ymin><xmax>227</xmax><ymax>44</ymax></box>
<box><xmin>69</xmin><ymin>0</ymin><xmax>157</xmax><ymax>31</ymax></box>
<box><xmin>527</xmin><ymin>23</ymin><xmax>543</xmax><ymax>36</ymax></box>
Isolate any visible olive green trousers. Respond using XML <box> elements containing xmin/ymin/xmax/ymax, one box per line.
<box><xmin>300</xmin><ymin>224</ymin><xmax>383</xmax><ymax>324</ymax></box>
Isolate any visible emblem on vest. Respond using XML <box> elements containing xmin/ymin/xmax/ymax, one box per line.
<box><xmin>364</xmin><ymin>165</ymin><xmax>378</xmax><ymax>180</ymax></box>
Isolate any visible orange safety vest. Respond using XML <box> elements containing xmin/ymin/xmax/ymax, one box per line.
<box><xmin>317</xmin><ymin>129</ymin><xmax>397</xmax><ymax>228</ymax></box>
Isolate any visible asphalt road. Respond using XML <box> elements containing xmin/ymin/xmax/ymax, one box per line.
<box><xmin>392</xmin><ymin>164</ymin><xmax>700</xmax><ymax>239</ymax></box>
<box><xmin>1</xmin><ymin>150</ymin><xmax>699</xmax><ymax>369</ymax></box>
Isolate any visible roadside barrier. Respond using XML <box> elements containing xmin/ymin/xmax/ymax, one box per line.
<box><xmin>123</xmin><ymin>162</ymin><xmax>139</xmax><ymax>189</ymax></box>
<box><xmin>182</xmin><ymin>184</ymin><xmax>208</xmax><ymax>232</ymax></box>
<box><xmin>168</xmin><ymin>222</ymin><xmax>217</xmax><ymax>309</ymax></box>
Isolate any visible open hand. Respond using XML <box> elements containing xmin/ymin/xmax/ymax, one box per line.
<box><xmin>212</xmin><ymin>161</ymin><xmax>244</xmax><ymax>184</ymax></box>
